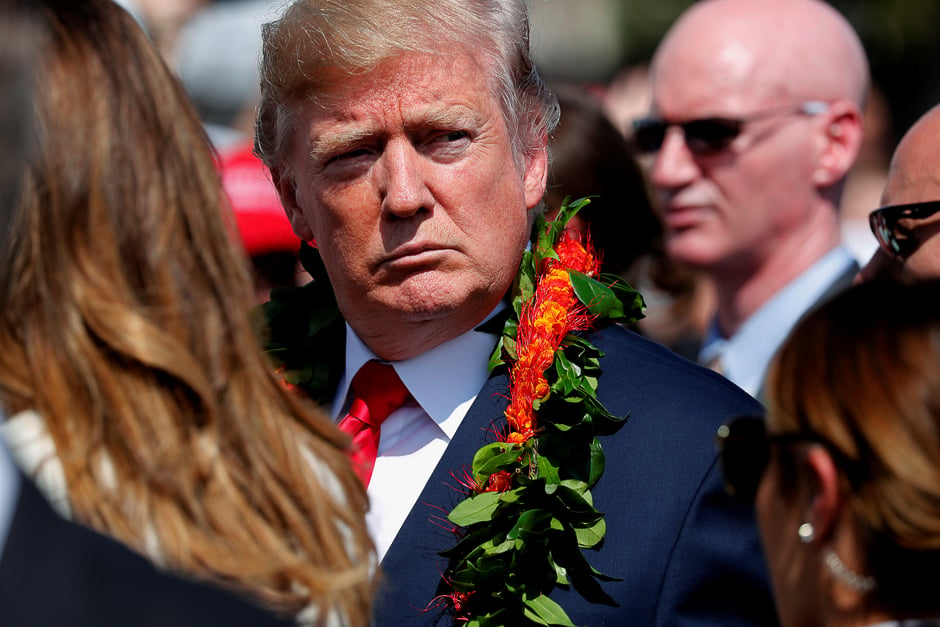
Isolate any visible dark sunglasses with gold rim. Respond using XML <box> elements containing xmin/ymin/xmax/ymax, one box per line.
<box><xmin>631</xmin><ymin>101</ymin><xmax>829</xmax><ymax>155</ymax></box>
<box><xmin>868</xmin><ymin>200</ymin><xmax>940</xmax><ymax>261</ymax></box>
<box><xmin>715</xmin><ymin>415</ymin><xmax>862</xmax><ymax>503</ymax></box>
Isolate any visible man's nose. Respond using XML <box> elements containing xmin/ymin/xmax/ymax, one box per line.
<box><xmin>378</xmin><ymin>141</ymin><xmax>433</xmax><ymax>217</ymax></box>
<box><xmin>649</xmin><ymin>126</ymin><xmax>699</xmax><ymax>190</ymax></box>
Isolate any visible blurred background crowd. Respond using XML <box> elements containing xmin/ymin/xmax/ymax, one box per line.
<box><xmin>114</xmin><ymin>0</ymin><xmax>938</xmax><ymax>345</ymax></box>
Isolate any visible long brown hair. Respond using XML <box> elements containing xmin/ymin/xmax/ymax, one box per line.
<box><xmin>0</xmin><ymin>0</ymin><xmax>375</xmax><ymax>623</ymax></box>
<box><xmin>767</xmin><ymin>279</ymin><xmax>940</xmax><ymax>617</ymax></box>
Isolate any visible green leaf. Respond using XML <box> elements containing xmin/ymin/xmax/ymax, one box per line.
<box><xmin>552</xmin><ymin>350</ymin><xmax>582</xmax><ymax>396</ymax></box>
<box><xmin>587</xmin><ymin>439</ymin><xmax>605</xmax><ymax>486</ymax></box>
<box><xmin>569</xmin><ymin>271</ymin><xmax>625</xmax><ymax>320</ymax></box>
<box><xmin>448</xmin><ymin>491</ymin><xmax>502</xmax><ymax>526</ymax></box>
<box><xmin>517</xmin><ymin>250</ymin><xmax>537</xmax><ymax>305</ymax></box>
<box><xmin>488</xmin><ymin>336</ymin><xmax>508</xmax><ymax>372</ymax></box>
<box><xmin>583</xmin><ymin>397</ymin><xmax>628</xmax><ymax>436</ymax></box>
<box><xmin>476</xmin><ymin>452</ymin><xmax>525</xmax><ymax>481</ymax></box>
<box><xmin>601</xmin><ymin>274</ymin><xmax>647</xmax><ymax>323</ymax></box>
<box><xmin>574</xmin><ymin>517</ymin><xmax>606</xmax><ymax>549</ymax></box>
<box><xmin>559</xmin><ymin>478</ymin><xmax>590</xmax><ymax>494</ymax></box>
<box><xmin>522</xmin><ymin>593</ymin><xmax>579</xmax><ymax>627</ymax></box>
<box><xmin>471</xmin><ymin>442</ymin><xmax>524</xmax><ymax>480</ymax></box>
<box><xmin>507</xmin><ymin>509</ymin><xmax>552</xmax><ymax>541</ymax></box>
<box><xmin>537</xmin><ymin>453</ymin><xmax>561</xmax><ymax>484</ymax></box>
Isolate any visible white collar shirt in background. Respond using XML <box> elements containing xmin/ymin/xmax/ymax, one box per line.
<box><xmin>331</xmin><ymin>307</ymin><xmax>503</xmax><ymax>561</ymax></box>
<box><xmin>699</xmin><ymin>246</ymin><xmax>857</xmax><ymax>397</ymax></box>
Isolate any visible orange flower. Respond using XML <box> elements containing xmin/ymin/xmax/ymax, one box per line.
<box><xmin>485</xmin><ymin>470</ymin><xmax>514</xmax><ymax>493</ymax></box>
<box><xmin>553</xmin><ymin>230</ymin><xmax>598</xmax><ymax>276</ymax></box>
<box><xmin>502</xmin><ymin>228</ymin><xmax>599</xmax><ymax>445</ymax></box>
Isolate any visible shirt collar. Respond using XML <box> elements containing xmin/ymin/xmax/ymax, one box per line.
<box><xmin>700</xmin><ymin>246</ymin><xmax>856</xmax><ymax>395</ymax></box>
<box><xmin>332</xmin><ymin>304</ymin><xmax>504</xmax><ymax>439</ymax></box>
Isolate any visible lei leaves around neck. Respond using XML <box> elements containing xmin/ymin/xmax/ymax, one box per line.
<box><xmin>434</xmin><ymin>198</ymin><xmax>646</xmax><ymax>627</ymax></box>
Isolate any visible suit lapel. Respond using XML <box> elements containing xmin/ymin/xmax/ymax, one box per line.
<box><xmin>376</xmin><ymin>370</ymin><xmax>510</xmax><ymax>623</ymax></box>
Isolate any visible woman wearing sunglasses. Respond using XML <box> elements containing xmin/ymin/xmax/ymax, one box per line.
<box><xmin>718</xmin><ymin>279</ymin><xmax>940</xmax><ymax>627</ymax></box>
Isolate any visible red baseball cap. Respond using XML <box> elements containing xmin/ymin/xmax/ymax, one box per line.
<box><xmin>217</xmin><ymin>140</ymin><xmax>302</xmax><ymax>257</ymax></box>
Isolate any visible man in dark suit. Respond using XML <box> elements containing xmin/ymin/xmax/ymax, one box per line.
<box><xmin>255</xmin><ymin>0</ymin><xmax>776</xmax><ymax>624</ymax></box>
<box><xmin>633</xmin><ymin>0</ymin><xmax>868</xmax><ymax>400</ymax></box>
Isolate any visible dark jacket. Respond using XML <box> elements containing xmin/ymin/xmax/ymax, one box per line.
<box><xmin>377</xmin><ymin>324</ymin><xmax>777</xmax><ymax>626</ymax></box>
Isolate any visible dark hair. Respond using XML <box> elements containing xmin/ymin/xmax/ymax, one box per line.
<box><xmin>544</xmin><ymin>82</ymin><xmax>660</xmax><ymax>278</ymax></box>
<box><xmin>0</xmin><ymin>0</ymin><xmax>38</xmax><ymax>247</ymax></box>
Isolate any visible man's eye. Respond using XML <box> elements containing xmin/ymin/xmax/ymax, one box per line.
<box><xmin>329</xmin><ymin>148</ymin><xmax>371</xmax><ymax>163</ymax></box>
<box><xmin>424</xmin><ymin>130</ymin><xmax>471</xmax><ymax>159</ymax></box>
<box><xmin>441</xmin><ymin>130</ymin><xmax>469</xmax><ymax>143</ymax></box>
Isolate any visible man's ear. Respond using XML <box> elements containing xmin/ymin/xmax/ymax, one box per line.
<box><xmin>271</xmin><ymin>166</ymin><xmax>315</xmax><ymax>242</ymax></box>
<box><xmin>802</xmin><ymin>446</ymin><xmax>844</xmax><ymax>544</ymax></box>
<box><xmin>523</xmin><ymin>139</ymin><xmax>549</xmax><ymax>211</ymax></box>
<box><xmin>813</xmin><ymin>100</ymin><xmax>864</xmax><ymax>188</ymax></box>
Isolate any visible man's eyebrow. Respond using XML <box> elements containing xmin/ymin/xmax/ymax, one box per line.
<box><xmin>409</xmin><ymin>106</ymin><xmax>484</xmax><ymax>130</ymax></box>
<box><xmin>307</xmin><ymin>105</ymin><xmax>485</xmax><ymax>161</ymax></box>
<box><xmin>309</xmin><ymin>126</ymin><xmax>376</xmax><ymax>162</ymax></box>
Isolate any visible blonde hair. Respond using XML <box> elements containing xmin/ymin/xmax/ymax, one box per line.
<box><xmin>767</xmin><ymin>279</ymin><xmax>940</xmax><ymax>616</ymax></box>
<box><xmin>0</xmin><ymin>1</ymin><xmax>375</xmax><ymax>623</ymax></box>
<box><xmin>254</xmin><ymin>0</ymin><xmax>558</xmax><ymax>178</ymax></box>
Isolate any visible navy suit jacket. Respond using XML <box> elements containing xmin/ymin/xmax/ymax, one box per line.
<box><xmin>377</xmin><ymin>325</ymin><xmax>777</xmax><ymax>626</ymax></box>
<box><xmin>0</xmin><ymin>474</ymin><xmax>291</xmax><ymax>627</ymax></box>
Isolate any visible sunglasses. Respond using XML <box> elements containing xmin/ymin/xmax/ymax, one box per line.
<box><xmin>631</xmin><ymin>101</ymin><xmax>829</xmax><ymax>155</ymax></box>
<box><xmin>868</xmin><ymin>200</ymin><xmax>940</xmax><ymax>261</ymax></box>
<box><xmin>715</xmin><ymin>415</ymin><xmax>856</xmax><ymax>503</ymax></box>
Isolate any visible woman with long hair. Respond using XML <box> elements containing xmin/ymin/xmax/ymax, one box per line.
<box><xmin>0</xmin><ymin>1</ymin><xmax>375</xmax><ymax>625</ymax></box>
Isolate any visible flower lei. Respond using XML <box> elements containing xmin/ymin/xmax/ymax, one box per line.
<box><xmin>431</xmin><ymin>199</ymin><xmax>644</xmax><ymax>626</ymax></box>
<box><xmin>260</xmin><ymin>198</ymin><xmax>645</xmax><ymax>627</ymax></box>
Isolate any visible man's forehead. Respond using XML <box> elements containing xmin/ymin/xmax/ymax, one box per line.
<box><xmin>304</xmin><ymin>55</ymin><xmax>495</xmax><ymax>128</ymax></box>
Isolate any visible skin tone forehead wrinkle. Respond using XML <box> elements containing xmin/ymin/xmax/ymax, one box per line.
<box><xmin>305</xmin><ymin>48</ymin><xmax>503</xmax><ymax>168</ymax></box>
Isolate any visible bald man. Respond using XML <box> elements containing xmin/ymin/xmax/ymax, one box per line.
<box><xmin>859</xmin><ymin>103</ymin><xmax>940</xmax><ymax>282</ymax></box>
<box><xmin>634</xmin><ymin>0</ymin><xmax>869</xmax><ymax>399</ymax></box>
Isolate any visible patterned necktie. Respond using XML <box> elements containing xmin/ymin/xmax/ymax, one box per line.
<box><xmin>337</xmin><ymin>361</ymin><xmax>411</xmax><ymax>486</ymax></box>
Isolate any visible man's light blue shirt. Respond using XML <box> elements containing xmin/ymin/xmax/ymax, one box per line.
<box><xmin>699</xmin><ymin>246</ymin><xmax>857</xmax><ymax>398</ymax></box>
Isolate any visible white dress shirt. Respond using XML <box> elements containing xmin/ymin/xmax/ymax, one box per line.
<box><xmin>331</xmin><ymin>308</ymin><xmax>502</xmax><ymax>561</ymax></box>
<box><xmin>699</xmin><ymin>246</ymin><xmax>857</xmax><ymax>397</ymax></box>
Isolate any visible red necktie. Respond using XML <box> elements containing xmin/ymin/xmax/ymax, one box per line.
<box><xmin>337</xmin><ymin>361</ymin><xmax>411</xmax><ymax>487</ymax></box>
